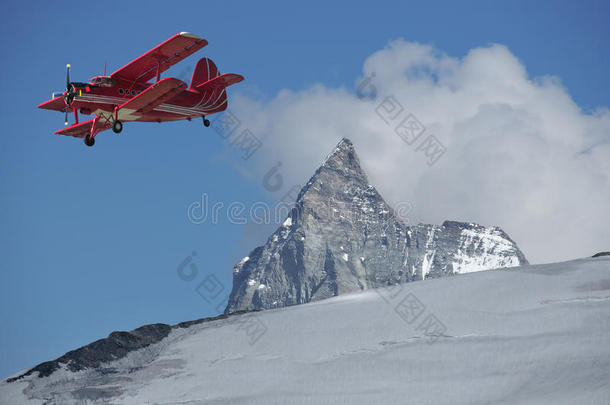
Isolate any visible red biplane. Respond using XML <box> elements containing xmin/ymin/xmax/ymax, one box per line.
<box><xmin>38</xmin><ymin>32</ymin><xmax>243</xmax><ymax>147</ymax></box>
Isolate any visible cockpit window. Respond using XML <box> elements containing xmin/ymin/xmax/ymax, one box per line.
<box><xmin>88</xmin><ymin>76</ymin><xmax>114</xmax><ymax>87</ymax></box>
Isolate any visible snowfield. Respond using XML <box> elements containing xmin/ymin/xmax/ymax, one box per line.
<box><xmin>2</xmin><ymin>256</ymin><xmax>609</xmax><ymax>404</ymax></box>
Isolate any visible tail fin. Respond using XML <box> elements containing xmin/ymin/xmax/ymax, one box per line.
<box><xmin>190</xmin><ymin>57</ymin><xmax>243</xmax><ymax>92</ymax></box>
<box><xmin>190</xmin><ymin>58</ymin><xmax>220</xmax><ymax>90</ymax></box>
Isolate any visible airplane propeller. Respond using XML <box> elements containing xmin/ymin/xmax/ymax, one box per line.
<box><xmin>64</xmin><ymin>64</ymin><xmax>75</xmax><ymax>107</ymax></box>
<box><xmin>57</xmin><ymin>64</ymin><xmax>74</xmax><ymax>126</ymax></box>
<box><xmin>60</xmin><ymin>64</ymin><xmax>88</xmax><ymax>126</ymax></box>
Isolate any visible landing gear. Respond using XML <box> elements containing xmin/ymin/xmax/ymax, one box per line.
<box><xmin>112</xmin><ymin>120</ymin><xmax>123</xmax><ymax>134</ymax></box>
<box><xmin>202</xmin><ymin>116</ymin><xmax>210</xmax><ymax>127</ymax></box>
<box><xmin>84</xmin><ymin>135</ymin><xmax>95</xmax><ymax>147</ymax></box>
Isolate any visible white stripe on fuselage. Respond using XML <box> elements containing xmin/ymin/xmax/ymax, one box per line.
<box><xmin>73</xmin><ymin>93</ymin><xmax>222</xmax><ymax>119</ymax></box>
<box><xmin>75</xmin><ymin>94</ymin><xmax>206</xmax><ymax>111</ymax></box>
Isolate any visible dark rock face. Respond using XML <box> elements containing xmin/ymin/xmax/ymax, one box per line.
<box><xmin>225</xmin><ymin>138</ymin><xmax>528</xmax><ymax>313</ymax></box>
<box><xmin>592</xmin><ymin>252</ymin><xmax>610</xmax><ymax>258</ymax></box>
<box><xmin>7</xmin><ymin>312</ymin><xmax>256</xmax><ymax>383</ymax></box>
<box><xmin>7</xmin><ymin>324</ymin><xmax>172</xmax><ymax>382</ymax></box>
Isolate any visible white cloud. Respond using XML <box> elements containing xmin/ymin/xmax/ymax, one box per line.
<box><xmin>230</xmin><ymin>39</ymin><xmax>610</xmax><ymax>264</ymax></box>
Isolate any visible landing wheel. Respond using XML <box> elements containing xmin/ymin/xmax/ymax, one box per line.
<box><xmin>203</xmin><ymin>117</ymin><xmax>210</xmax><ymax>127</ymax></box>
<box><xmin>84</xmin><ymin>135</ymin><xmax>95</xmax><ymax>147</ymax></box>
<box><xmin>112</xmin><ymin>120</ymin><xmax>123</xmax><ymax>134</ymax></box>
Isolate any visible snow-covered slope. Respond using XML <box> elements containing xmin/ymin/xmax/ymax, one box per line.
<box><xmin>3</xmin><ymin>256</ymin><xmax>609</xmax><ymax>404</ymax></box>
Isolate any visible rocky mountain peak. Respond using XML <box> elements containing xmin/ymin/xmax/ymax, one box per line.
<box><xmin>297</xmin><ymin>137</ymin><xmax>369</xmax><ymax>203</ymax></box>
<box><xmin>225</xmin><ymin>138</ymin><xmax>528</xmax><ymax>313</ymax></box>
<box><xmin>321</xmin><ymin>137</ymin><xmax>360</xmax><ymax>172</ymax></box>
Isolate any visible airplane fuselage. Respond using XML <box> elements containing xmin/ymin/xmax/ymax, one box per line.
<box><xmin>72</xmin><ymin>77</ymin><xmax>228</xmax><ymax>123</ymax></box>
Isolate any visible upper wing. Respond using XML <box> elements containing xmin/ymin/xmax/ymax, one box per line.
<box><xmin>111</xmin><ymin>32</ymin><xmax>208</xmax><ymax>84</ymax></box>
<box><xmin>118</xmin><ymin>78</ymin><xmax>187</xmax><ymax>116</ymax></box>
<box><xmin>55</xmin><ymin>118</ymin><xmax>111</xmax><ymax>138</ymax></box>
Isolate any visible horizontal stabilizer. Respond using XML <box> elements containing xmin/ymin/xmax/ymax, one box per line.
<box><xmin>195</xmin><ymin>73</ymin><xmax>244</xmax><ymax>92</ymax></box>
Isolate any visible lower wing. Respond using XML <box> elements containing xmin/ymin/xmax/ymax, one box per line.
<box><xmin>55</xmin><ymin>117</ymin><xmax>111</xmax><ymax>138</ymax></box>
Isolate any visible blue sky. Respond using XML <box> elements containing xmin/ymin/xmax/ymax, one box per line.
<box><xmin>1</xmin><ymin>0</ymin><xmax>609</xmax><ymax>379</ymax></box>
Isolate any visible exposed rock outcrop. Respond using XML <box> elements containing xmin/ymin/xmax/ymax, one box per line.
<box><xmin>226</xmin><ymin>138</ymin><xmax>528</xmax><ymax>313</ymax></box>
